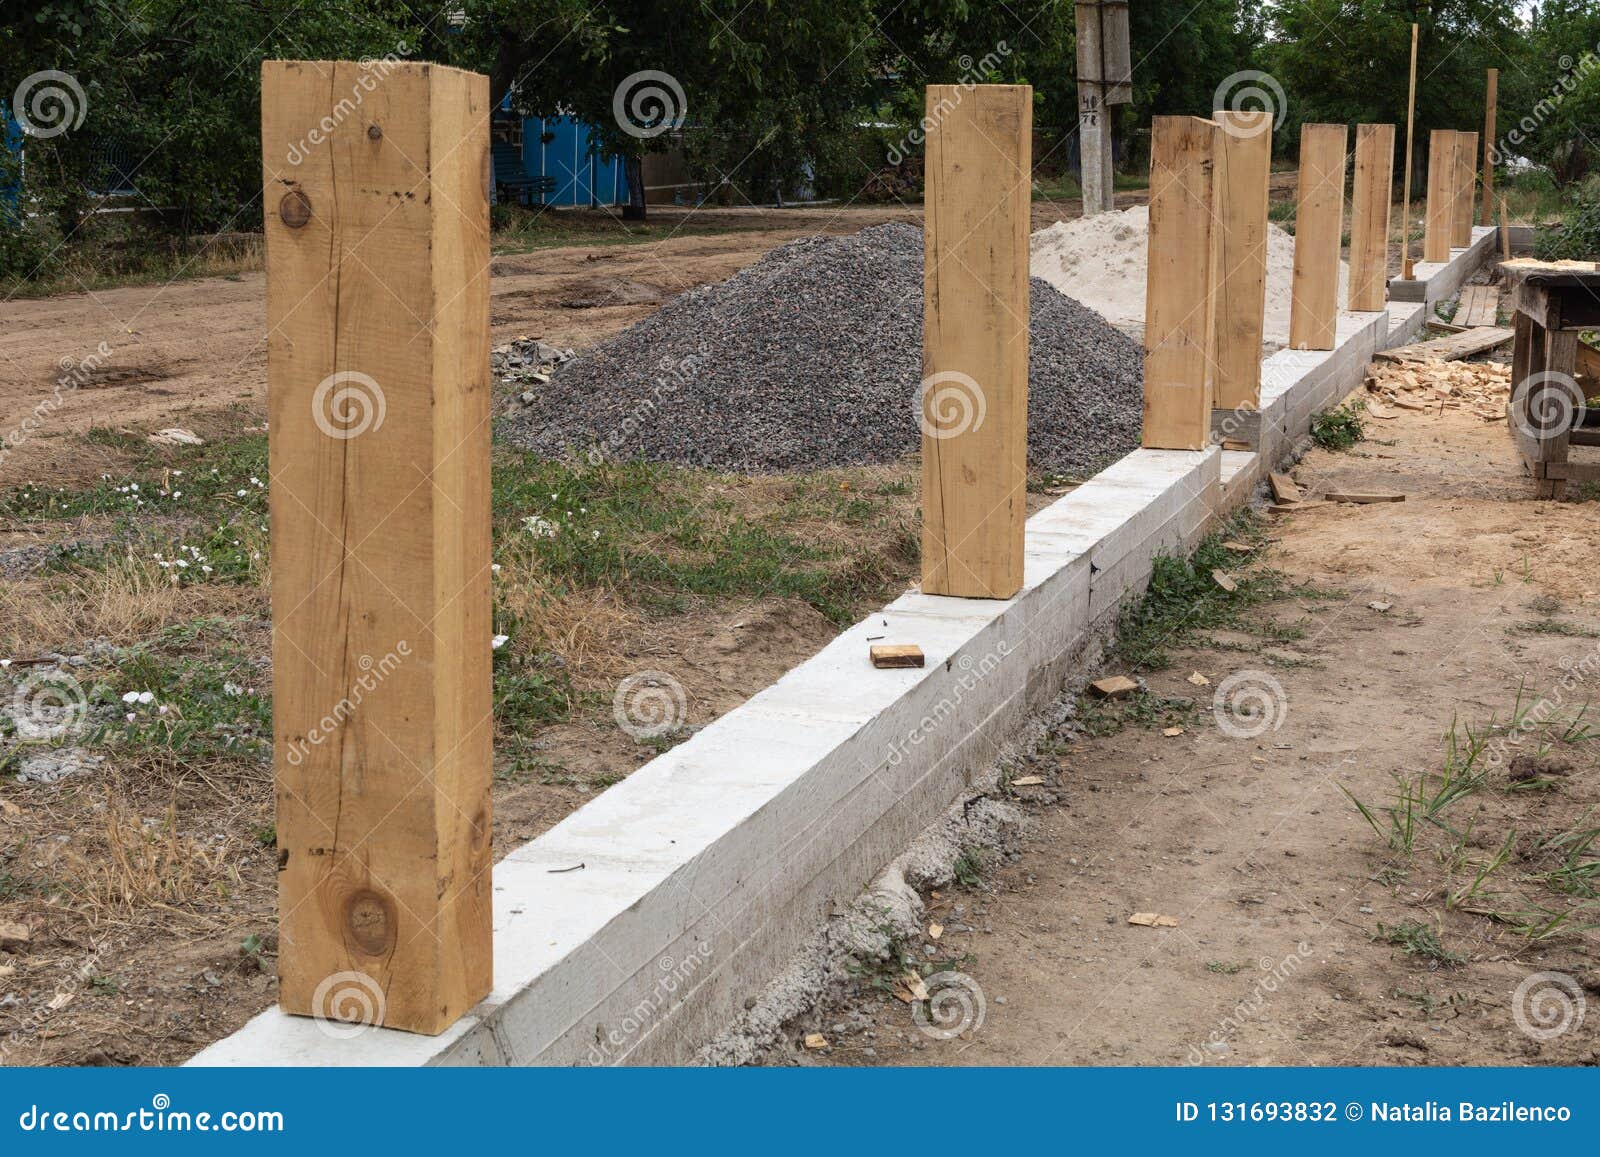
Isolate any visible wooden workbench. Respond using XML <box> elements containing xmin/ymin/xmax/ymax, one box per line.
<box><xmin>1502</xmin><ymin>259</ymin><xmax>1600</xmax><ymax>498</ymax></box>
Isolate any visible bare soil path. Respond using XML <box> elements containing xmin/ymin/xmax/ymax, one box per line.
<box><xmin>801</xmin><ymin>362</ymin><xmax>1600</xmax><ymax>1068</ymax></box>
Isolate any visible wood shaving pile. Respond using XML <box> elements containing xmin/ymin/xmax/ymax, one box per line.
<box><xmin>1362</xmin><ymin>358</ymin><xmax>1511</xmax><ymax>423</ymax></box>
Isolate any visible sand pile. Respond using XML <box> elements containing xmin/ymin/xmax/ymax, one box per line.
<box><xmin>1029</xmin><ymin>206</ymin><xmax>1350</xmax><ymax>350</ymax></box>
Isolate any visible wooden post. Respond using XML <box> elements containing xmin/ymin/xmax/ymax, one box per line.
<box><xmin>1400</xmin><ymin>23</ymin><xmax>1419</xmax><ymax>279</ymax></box>
<box><xmin>1213</xmin><ymin>110</ymin><xmax>1272</xmax><ymax>411</ymax></box>
<box><xmin>1348</xmin><ymin>123</ymin><xmax>1395</xmax><ymax>313</ymax></box>
<box><xmin>1480</xmin><ymin>69</ymin><xmax>1498</xmax><ymax>226</ymax></box>
<box><xmin>1452</xmin><ymin>130</ymin><xmax>1479</xmax><ymax>248</ymax></box>
<box><xmin>1288</xmin><ymin>123</ymin><xmax>1348</xmax><ymax>352</ymax></box>
<box><xmin>921</xmin><ymin>84</ymin><xmax>1031</xmax><ymax>599</ymax></box>
<box><xmin>262</xmin><ymin>60</ymin><xmax>494</xmax><ymax>1035</ymax></box>
<box><xmin>1142</xmin><ymin>115</ymin><xmax>1220</xmax><ymax>449</ymax></box>
<box><xmin>1423</xmin><ymin>129</ymin><xmax>1456</xmax><ymax>263</ymax></box>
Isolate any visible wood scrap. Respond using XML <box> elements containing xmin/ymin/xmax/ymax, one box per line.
<box><xmin>1375</xmin><ymin>325</ymin><xmax>1514</xmax><ymax>363</ymax></box>
<box><xmin>1325</xmin><ymin>491</ymin><xmax>1405</xmax><ymax>503</ymax></box>
<box><xmin>870</xmin><ymin>644</ymin><xmax>924</xmax><ymax>669</ymax></box>
<box><xmin>1128</xmin><ymin>912</ymin><xmax>1179</xmax><ymax>928</ymax></box>
<box><xmin>1090</xmin><ymin>675</ymin><xmax>1138</xmax><ymax>699</ymax></box>
<box><xmin>1211</xmin><ymin>568</ymin><xmax>1238</xmax><ymax>592</ymax></box>
<box><xmin>1268</xmin><ymin>472</ymin><xmax>1301</xmax><ymax>503</ymax></box>
<box><xmin>1455</xmin><ymin>284</ymin><xmax>1499</xmax><ymax>328</ymax></box>
<box><xmin>1364</xmin><ymin>357</ymin><xmax>1510</xmax><ymax>421</ymax></box>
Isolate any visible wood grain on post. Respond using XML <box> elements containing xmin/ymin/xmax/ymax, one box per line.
<box><xmin>1288</xmin><ymin>123</ymin><xmax>1348</xmax><ymax>351</ymax></box>
<box><xmin>1142</xmin><ymin>115</ymin><xmax>1220</xmax><ymax>449</ymax></box>
<box><xmin>1348</xmin><ymin>123</ymin><xmax>1395</xmax><ymax>313</ymax></box>
<box><xmin>1452</xmin><ymin>130</ymin><xmax>1479</xmax><ymax>248</ymax></box>
<box><xmin>1212</xmin><ymin>110</ymin><xmax>1272</xmax><ymax>411</ymax></box>
<box><xmin>921</xmin><ymin>84</ymin><xmax>1031</xmax><ymax>599</ymax></box>
<box><xmin>262</xmin><ymin>60</ymin><xmax>493</xmax><ymax>1035</ymax></box>
<box><xmin>1480</xmin><ymin>69</ymin><xmax>1498</xmax><ymax>226</ymax></box>
<box><xmin>1423</xmin><ymin>129</ymin><xmax>1456</xmax><ymax>263</ymax></box>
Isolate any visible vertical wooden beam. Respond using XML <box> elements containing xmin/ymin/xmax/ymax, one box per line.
<box><xmin>1452</xmin><ymin>130</ymin><xmax>1479</xmax><ymax>248</ymax></box>
<box><xmin>1142</xmin><ymin>115</ymin><xmax>1220</xmax><ymax>449</ymax></box>
<box><xmin>1288</xmin><ymin>122</ymin><xmax>1348</xmax><ymax>352</ymax></box>
<box><xmin>921</xmin><ymin>84</ymin><xmax>1031</xmax><ymax>599</ymax></box>
<box><xmin>1400</xmin><ymin>23</ymin><xmax>1419</xmax><ymax>279</ymax></box>
<box><xmin>1212</xmin><ymin>110</ymin><xmax>1272</xmax><ymax>411</ymax></box>
<box><xmin>262</xmin><ymin>60</ymin><xmax>493</xmax><ymax>1035</ymax></box>
<box><xmin>1423</xmin><ymin>129</ymin><xmax>1456</xmax><ymax>263</ymax></box>
<box><xmin>1348</xmin><ymin>123</ymin><xmax>1395</xmax><ymax>313</ymax></box>
<box><xmin>1480</xmin><ymin>69</ymin><xmax>1498</xmax><ymax>226</ymax></box>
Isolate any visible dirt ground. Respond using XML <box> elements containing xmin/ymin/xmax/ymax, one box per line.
<box><xmin>794</xmin><ymin>330</ymin><xmax>1600</xmax><ymax>1067</ymax></box>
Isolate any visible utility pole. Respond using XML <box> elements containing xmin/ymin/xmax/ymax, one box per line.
<box><xmin>1075</xmin><ymin>0</ymin><xmax>1131</xmax><ymax>216</ymax></box>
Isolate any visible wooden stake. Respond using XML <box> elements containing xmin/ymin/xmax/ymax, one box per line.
<box><xmin>1348</xmin><ymin>123</ymin><xmax>1396</xmax><ymax>313</ymax></box>
<box><xmin>262</xmin><ymin>60</ymin><xmax>494</xmax><ymax>1035</ymax></box>
<box><xmin>1212</xmin><ymin>110</ymin><xmax>1272</xmax><ymax>411</ymax></box>
<box><xmin>1452</xmin><ymin>130</ymin><xmax>1479</xmax><ymax>248</ymax></box>
<box><xmin>1288</xmin><ymin>123</ymin><xmax>1348</xmax><ymax>351</ymax></box>
<box><xmin>1480</xmin><ymin>68</ymin><xmax>1498</xmax><ymax>226</ymax></box>
<box><xmin>1423</xmin><ymin>129</ymin><xmax>1455</xmax><ymax>263</ymax></box>
<box><xmin>1501</xmin><ymin>195</ymin><xmax>1512</xmax><ymax>260</ymax></box>
<box><xmin>1400</xmin><ymin>23</ymin><xmax>1419</xmax><ymax>279</ymax></box>
<box><xmin>921</xmin><ymin>84</ymin><xmax>1031</xmax><ymax>599</ymax></box>
<box><xmin>1142</xmin><ymin>115</ymin><xmax>1220</xmax><ymax>449</ymax></box>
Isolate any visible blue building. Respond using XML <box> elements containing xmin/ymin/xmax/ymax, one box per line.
<box><xmin>492</xmin><ymin>109</ymin><xmax>629</xmax><ymax>207</ymax></box>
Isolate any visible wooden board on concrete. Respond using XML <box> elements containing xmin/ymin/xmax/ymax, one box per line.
<box><xmin>1375</xmin><ymin>326</ymin><xmax>1514</xmax><ymax>363</ymax></box>
<box><xmin>1348</xmin><ymin>123</ymin><xmax>1395</xmax><ymax>313</ymax></box>
<box><xmin>1288</xmin><ymin>123</ymin><xmax>1348</xmax><ymax>351</ymax></box>
<box><xmin>921</xmin><ymin>84</ymin><xmax>1031</xmax><ymax>599</ymax></box>
<box><xmin>1456</xmin><ymin>284</ymin><xmax>1499</xmax><ymax>327</ymax></box>
<box><xmin>1213</xmin><ymin>110</ymin><xmax>1273</xmax><ymax>410</ymax></box>
<box><xmin>263</xmin><ymin>60</ymin><xmax>494</xmax><ymax>1036</ymax></box>
<box><xmin>1452</xmin><ymin>130</ymin><xmax>1479</xmax><ymax>249</ymax></box>
<box><xmin>1423</xmin><ymin>129</ymin><xmax>1457</xmax><ymax>263</ymax></box>
<box><xmin>1142</xmin><ymin>115</ymin><xmax>1220</xmax><ymax>449</ymax></box>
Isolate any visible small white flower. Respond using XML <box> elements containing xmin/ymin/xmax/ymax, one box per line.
<box><xmin>172</xmin><ymin>490</ymin><xmax>182</xmax><ymax>498</ymax></box>
<box><xmin>491</xmin><ymin>634</ymin><xmax>510</xmax><ymax>649</ymax></box>
<box><xmin>157</xmin><ymin>705</ymin><xmax>169</xmax><ymax>715</ymax></box>
<box><xmin>236</xmin><ymin>489</ymin><xmax>247</xmax><ymax>497</ymax></box>
<box><xmin>121</xmin><ymin>691</ymin><xmax>140</xmax><ymax>704</ymax></box>
<box><xmin>491</xmin><ymin>563</ymin><xmax>502</xmax><ymax>574</ymax></box>
<box><xmin>201</xmin><ymin>565</ymin><xmax>213</xmax><ymax>574</ymax></box>
<box><xmin>223</xmin><ymin>683</ymin><xmax>244</xmax><ymax>696</ymax></box>
<box><xmin>125</xmin><ymin>712</ymin><xmax>136</xmax><ymax>722</ymax></box>
<box><xmin>137</xmin><ymin>691</ymin><xmax>154</xmax><ymax>704</ymax></box>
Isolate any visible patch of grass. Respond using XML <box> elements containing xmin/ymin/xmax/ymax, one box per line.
<box><xmin>1205</xmin><ymin>960</ymin><xmax>1245</xmax><ymax>974</ymax></box>
<box><xmin>85</xmin><ymin>640</ymin><xmax>274</xmax><ymax>757</ymax></box>
<box><xmin>1310</xmin><ymin>402</ymin><xmax>1366</xmax><ymax>452</ymax></box>
<box><xmin>951</xmin><ymin>846</ymin><xmax>987</xmax><ymax>887</ymax></box>
<box><xmin>1076</xmin><ymin>690</ymin><xmax>1199</xmax><ymax>737</ymax></box>
<box><xmin>1375</xmin><ymin>920</ymin><xmax>1464</xmax><ymax>965</ymax></box>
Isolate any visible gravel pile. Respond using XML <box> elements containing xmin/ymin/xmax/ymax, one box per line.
<box><xmin>498</xmin><ymin>222</ymin><xmax>1144</xmax><ymax>476</ymax></box>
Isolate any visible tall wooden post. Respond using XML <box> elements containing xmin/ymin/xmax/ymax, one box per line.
<box><xmin>921</xmin><ymin>84</ymin><xmax>1031</xmax><ymax>599</ymax></box>
<box><xmin>1423</xmin><ymin>129</ymin><xmax>1456</xmax><ymax>263</ymax></box>
<box><xmin>1400</xmin><ymin>23</ymin><xmax>1419</xmax><ymax>279</ymax></box>
<box><xmin>1142</xmin><ymin>116</ymin><xmax>1221</xmax><ymax>450</ymax></box>
<box><xmin>1288</xmin><ymin>123</ymin><xmax>1348</xmax><ymax>351</ymax></box>
<box><xmin>1480</xmin><ymin>69</ymin><xmax>1498</xmax><ymax>226</ymax></box>
<box><xmin>262</xmin><ymin>60</ymin><xmax>494</xmax><ymax>1035</ymax></box>
<box><xmin>1452</xmin><ymin>130</ymin><xmax>1479</xmax><ymax>248</ymax></box>
<box><xmin>1213</xmin><ymin>110</ymin><xmax>1272</xmax><ymax>411</ymax></box>
<box><xmin>1348</xmin><ymin>123</ymin><xmax>1396</xmax><ymax>313</ymax></box>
